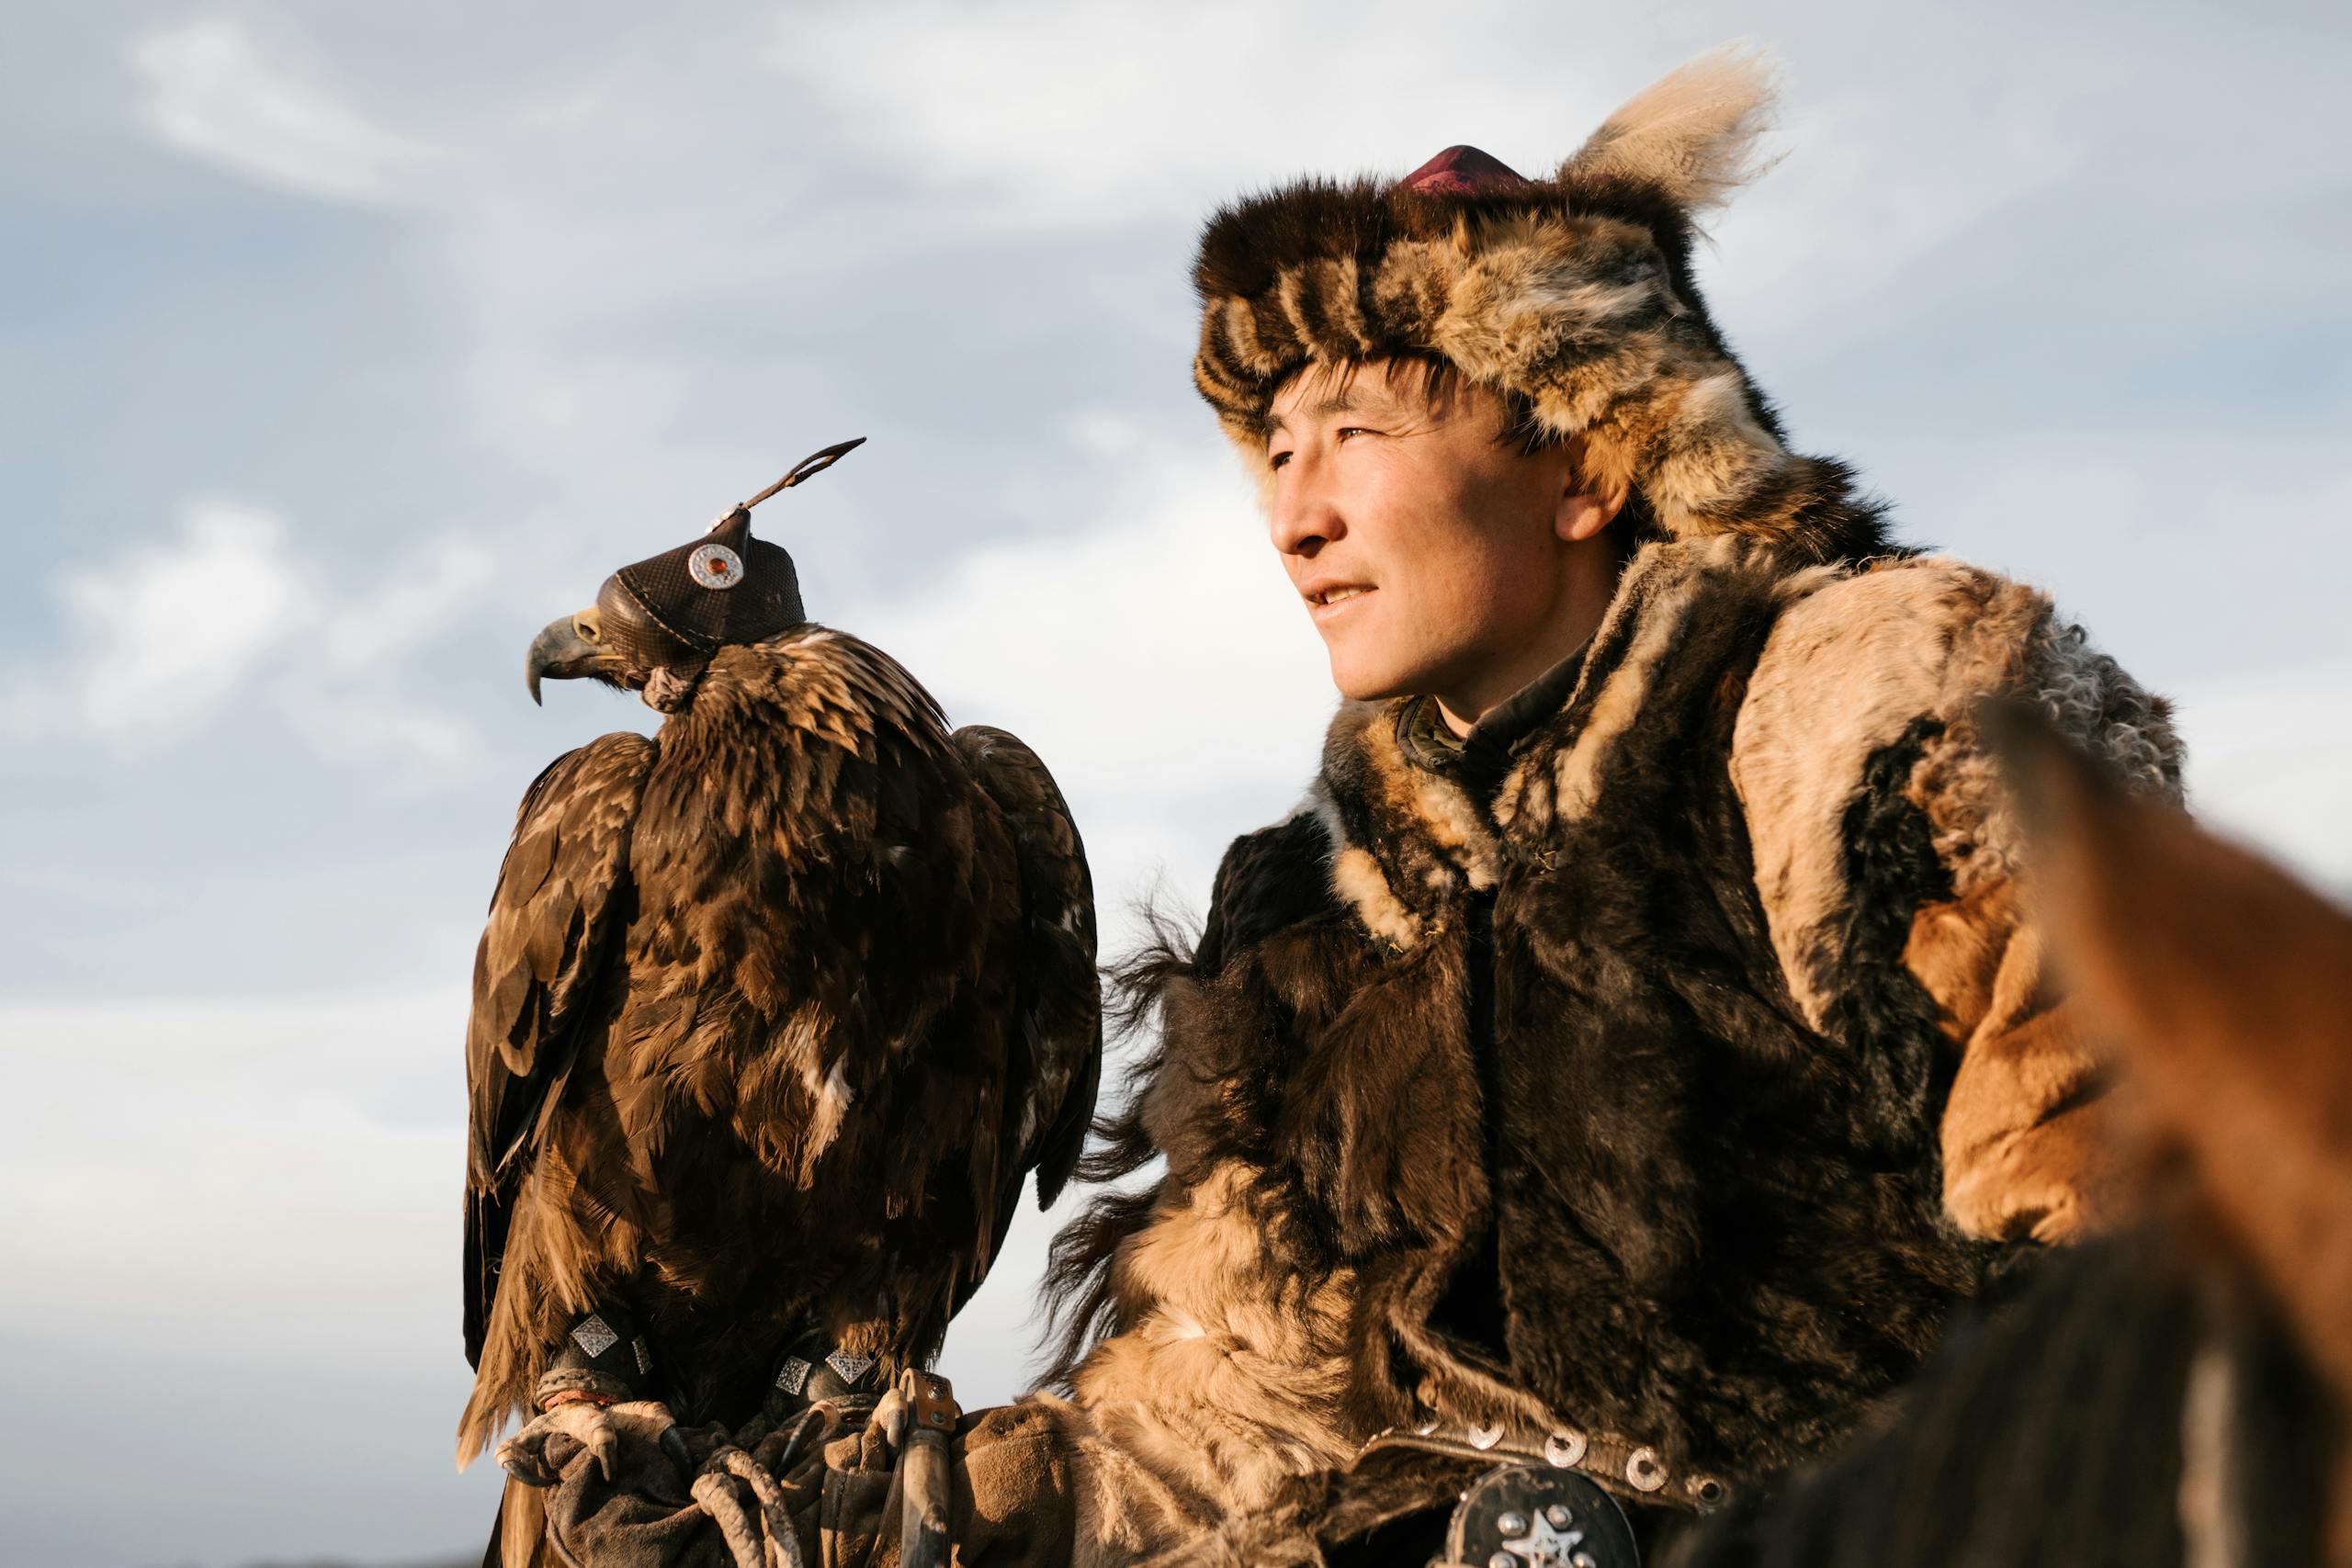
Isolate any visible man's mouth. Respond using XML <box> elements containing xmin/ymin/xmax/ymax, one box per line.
<box><xmin>1305</xmin><ymin>582</ymin><xmax>1375</xmax><ymax>612</ymax></box>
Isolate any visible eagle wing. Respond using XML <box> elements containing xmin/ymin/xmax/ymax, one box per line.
<box><xmin>462</xmin><ymin>731</ymin><xmax>655</xmax><ymax>1368</ymax></box>
<box><xmin>953</xmin><ymin>725</ymin><xmax>1102</xmax><ymax>1223</ymax></box>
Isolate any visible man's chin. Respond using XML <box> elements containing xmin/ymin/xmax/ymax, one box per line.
<box><xmin>1326</xmin><ymin>653</ymin><xmax>1428</xmax><ymax>705</ymax></box>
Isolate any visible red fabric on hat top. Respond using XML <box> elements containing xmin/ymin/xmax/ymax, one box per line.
<box><xmin>1398</xmin><ymin>144</ymin><xmax>1532</xmax><ymax>197</ymax></box>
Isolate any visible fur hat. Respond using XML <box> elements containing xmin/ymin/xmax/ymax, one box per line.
<box><xmin>1191</xmin><ymin>48</ymin><xmax>1887</xmax><ymax>561</ymax></box>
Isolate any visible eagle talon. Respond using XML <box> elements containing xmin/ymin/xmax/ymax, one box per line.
<box><xmin>690</xmin><ymin>1463</ymin><xmax>769</xmax><ymax>1568</ymax></box>
<box><xmin>723</xmin><ymin>1447</ymin><xmax>808</xmax><ymax>1568</ymax></box>
<box><xmin>660</xmin><ymin>1419</ymin><xmax>695</xmax><ymax>1475</ymax></box>
<box><xmin>685</xmin><ymin>1442</ymin><xmax>808</xmax><ymax>1568</ymax></box>
<box><xmin>493</xmin><ymin>1397</ymin><xmax>698</xmax><ymax>1492</ymax></box>
<box><xmin>496</xmin><ymin>1399</ymin><xmax>624</xmax><ymax>1486</ymax></box>
<box><xmin>749</xmin><ymin>1400</ymin><xmax>841</xmax><ymax>1480</ymax></box>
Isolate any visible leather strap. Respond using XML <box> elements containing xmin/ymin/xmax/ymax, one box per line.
<box><xmin>899</xmin><ymin>1370</ymin><xmax>959</xmax><ymax>1568</ymax></box>
<box><xmin>1359</xmin><ymin>1419</ymin><xmax>1732</xmax><ymax>1514</ymax></box>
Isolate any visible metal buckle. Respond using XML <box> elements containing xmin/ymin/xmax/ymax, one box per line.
<box><xmin>1439</xmin><ymin>1462</ymin><xmax>1639</xmax><ymax>1568</ymax></box>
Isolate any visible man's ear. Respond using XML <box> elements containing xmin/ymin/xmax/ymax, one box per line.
<box><xmin>1555</xmin><ymin>436</ymin><xmax>1628</xmax><ymax>543</ymax></box>
<box><xmin>1555</xmin><ymin>480</ymin><xmax>1626</xmax><ymax>544</ymax></box>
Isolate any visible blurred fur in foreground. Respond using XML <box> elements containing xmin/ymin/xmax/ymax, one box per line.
<box><xmin>1668</xmin><ymin>707</ymin><xmax>2352</xmax><ymax>1567</ymax></box>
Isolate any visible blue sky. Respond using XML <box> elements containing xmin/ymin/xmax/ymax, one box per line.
<box><xmin>3</xmin><ymin>3</ymin><xmax>2346</xmax><ymax>1563</ymax></box>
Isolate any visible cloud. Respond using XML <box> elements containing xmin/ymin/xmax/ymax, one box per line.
<box><xmin>1702</xmin><ymin>85</ymin><xmax>2091</xmax><ymax>342</ymax></box>
<box><xmin>43</xmin><ymin>502</ymin><xmax>312</xmax><ymax>748</ymax></box>
<box><xmin>287</xmin><ymin>533</ymin><xmax>502</xmax><ymax>789</ymax></box>
<box><xmin>6</xmin><ymin>502</ymin><xmax>495</xmax><ymax>789</ymax></box>
<box><xmin>763</xmin><ymin>0</ymin><xmax>1634</xmax><ymax>229</ymax></box>
<box><xmin>128</xmin><ymin>15</ymin><xmax>426</xmax><ymax>202</ymax></box>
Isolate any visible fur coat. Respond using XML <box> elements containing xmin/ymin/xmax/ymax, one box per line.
<box><xmin>1045</xmin><ymin>532</ymin><xmax>2183</xmax><ymax>1562</ymax></box>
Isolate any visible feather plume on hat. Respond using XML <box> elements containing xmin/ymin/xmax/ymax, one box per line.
<box><xmin>1192</xmin><ymin>47</ymin><xmax>1889</xmax><ymax>563</ymax></box>
<box><xmin>1558</xmin><ymin>47</ymin><xmax>1781</xmax><ymax>214</ymax></box>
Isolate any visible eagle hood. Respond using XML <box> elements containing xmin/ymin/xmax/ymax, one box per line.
<box><xmin>588</xmin><ymin>438</ymin><xmax>864</xmax><ymax>676</ymax></box>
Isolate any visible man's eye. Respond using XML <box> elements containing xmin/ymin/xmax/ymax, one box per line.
<box><xmin>1334</xmin><ymin>427</ymin><xmax>1375</xmax><ymax>442</ymax></box>
<box><xmin>1269</xmin><ymin>450</ymin><xmax>1293</xmax><ymax>469</ymax></box>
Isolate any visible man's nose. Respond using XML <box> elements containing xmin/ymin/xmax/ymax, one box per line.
<box><xmin>1269</xmin><ymin>452</ymin><xmax>1340</xmax><ymax>559</ymax></box>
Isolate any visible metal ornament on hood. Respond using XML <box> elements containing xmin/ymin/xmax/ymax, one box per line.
<box><xmin>526</xmin><ymin>437</ymin><xmax>864</xmax><ymax>707</ymax></box>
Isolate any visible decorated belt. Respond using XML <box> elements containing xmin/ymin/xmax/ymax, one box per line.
<box><xmin>1436</xmin><ymin>1461</ymin><xmax>1641</xmax><ymax>1568</ymax></box>
<box><xmin>1358</xmin><ymin>1417</ymin><xmax>1733</xmax><ymax>1514</ymax></box>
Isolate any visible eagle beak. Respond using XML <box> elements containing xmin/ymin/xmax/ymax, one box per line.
<box><xmin>526</xmin><ymin>608</ymin><xmax>612</xmax><ymax>705</ymax></box>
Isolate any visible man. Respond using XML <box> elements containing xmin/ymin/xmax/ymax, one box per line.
<box><xmin>512</xmin><ymin>49</ymin><xmax>2179</xmax><ymax>1567</ymax></box>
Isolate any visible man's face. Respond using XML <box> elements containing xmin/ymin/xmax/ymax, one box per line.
<box><xmin>1265</xmin><ymin>362</ymin><xmax>1594</xmax><ymax>706</ymax></box>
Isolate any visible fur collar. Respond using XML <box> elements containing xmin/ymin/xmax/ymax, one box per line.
<box><xmin>1309</xmin><ymin>536</ymin><xmax>1833</xmax><ymax>947</ymax></box>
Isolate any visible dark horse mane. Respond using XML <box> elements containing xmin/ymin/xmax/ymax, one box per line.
<box><xmin>1664</xmin><ymin>1224</ymin><xmax>2336</xmax><ymax>1568</ymax></box>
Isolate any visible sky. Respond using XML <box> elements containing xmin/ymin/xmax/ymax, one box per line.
<box><xmin>2</xmin><ymin>2</ymin><xmax>2346</xmax><ymax>1563</ymax></box>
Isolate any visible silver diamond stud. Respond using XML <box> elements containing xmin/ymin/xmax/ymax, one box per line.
<box><xmin>570</xmin><ymin>1314</ymin><xmax>619</xmax><ymax>1359</ymax></box>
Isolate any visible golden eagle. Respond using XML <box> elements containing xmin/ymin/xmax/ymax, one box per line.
<box><xmin>455</xmin><ymin>441</ymin><xmax>1100</xmax><ymax>1524</ymax></box>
